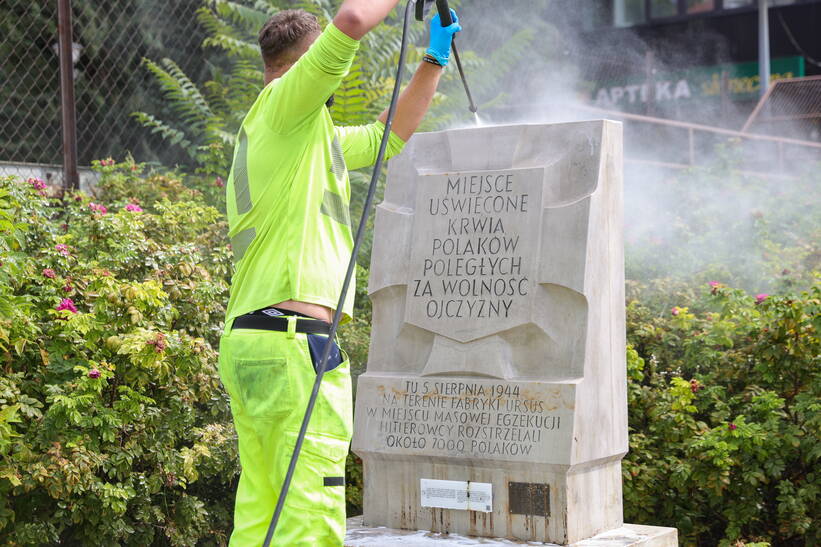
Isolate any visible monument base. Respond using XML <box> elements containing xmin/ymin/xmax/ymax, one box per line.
<box><xmin>345</xmin><ymin>516</ymin><xmax>677</xmax><ymax>546</ymax></box>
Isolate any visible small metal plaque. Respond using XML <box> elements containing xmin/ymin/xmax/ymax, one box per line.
<box><xmin>508</xmin><ymin>482</ymin><xmax>550</xmax><ymax>517</ymax></box>
<box><xmin>420</xmin><ymin>479</ymin><xmax>493</xmax><ymax>512</ymax></box>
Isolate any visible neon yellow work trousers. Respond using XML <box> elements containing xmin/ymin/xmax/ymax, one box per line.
<box><xmin>218</xmin><ymin>320</ymin><xmax>352</xmax><ymax>546</ymax></box>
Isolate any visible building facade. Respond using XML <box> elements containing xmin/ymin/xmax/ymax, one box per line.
<box><xmin>570</xmin><ymin>0</ymin><xmax>820</xmax><ymax>130</ymax></box>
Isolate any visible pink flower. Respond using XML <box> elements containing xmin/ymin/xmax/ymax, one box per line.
<box><xmin>62</xmin><ymin>284</ymin><xmax>72</xmax><ymax>292</ymax></box>
<box><xmin>100</xmin><ymin>158</ymin><xmax>115</xmax><ymax>167</ymax></box>
<box><xmin>88</xmin><ymin>369</ymin><xmax>101</xmax><ymax>379</ymax></box>
<box><xmin>56</xmin><ymin>298</ymin><xmax>78</xmax><ymax>314</ymax></box>
<box><xmin>27</xmin><ymin>177</ymin><xmax>46</xmax><ymax>190</ymax></box>
<box><xmin>55</xmin><ymin>244</ymin><xmax>70</xmax><ymax>256</ymax></box>
<box><xmin>671</xmin><ymin>307</ymin><xmax>680</xmax><ymax>316</ymax></box>
<box><xmin>146</xmin><ymin>332</ymin><xmax>167</xmax><ymax>353</ymax></box>
<box><xmin>214</xmin><ymin>176</ymin><xmax>225</xmax><ymax>188</ymax></box>
<box><xmin>755</xmin><ymin>293</ymin><xmax>769</xmax><ymax>304</ymax></box>
<box><xmin>728</xmin><ymin>423</ymin><xmax>737</xmax><ymax>431</ymax></box>
<box><xmin>125</xmin><ymin>203</ymin><xmax>143</xmax><ymax>212</ymax></box>
<box><xmin>709</xmin><ymin>281</ymin><xmax>720</xmax><ymax>295</ymax></box>
<box><xmin>89</xmin><ymin>202</ymin><xmax>107</xmax><ymax>215</ymax></box>
<box><xmin>42</xmin><ymin>268</ymin><xmax>56</xmax><ymax>278</ymax></box>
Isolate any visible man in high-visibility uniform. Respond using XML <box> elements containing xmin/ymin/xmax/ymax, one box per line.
<box><xmin>218</xmin><ymin>1</ymin><xmax>461</xmax><ymax>545</ymax></box>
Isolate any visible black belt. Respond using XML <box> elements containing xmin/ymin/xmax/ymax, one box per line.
<box><xmin>232</xmin><ymin>313</ymin><xmax>331</xmax><ymax>335</ymax></box>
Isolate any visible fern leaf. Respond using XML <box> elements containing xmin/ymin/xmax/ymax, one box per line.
<box><xmin>142</xmin><ymin>58</ymin><xmax>215</xmax><ymax>134</ymax></box>
<box><xmin>131</xmin><ymin>112</ymin><xmax>197</xmax><ymax>159</ymax></box>
<box><xmin>213</xmin><ymin>0</ymin><xmax>275</xmax><ymax>31</ymax></box>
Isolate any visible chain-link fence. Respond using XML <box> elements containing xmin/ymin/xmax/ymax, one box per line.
<box><xmin>0</xmin><ymin>0</ymin><xmax>208</xmax><ymax>187</ymax></box>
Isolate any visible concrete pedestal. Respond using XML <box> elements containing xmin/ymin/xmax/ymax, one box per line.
<box><xmin>353</xmin><ymin>122</ymin><xmax>677</xmax><ymax>544</ymax></box>
<box><xmin>345</xmin><ymin>516</ymin><xmax>678</xmax><ymax>546</ymax></box>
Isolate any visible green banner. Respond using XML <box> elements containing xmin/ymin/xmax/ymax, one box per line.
<box><xmin>592</xmin><ymin>56</ymin><xmax>805</xmax><ymax>109</ymax></box>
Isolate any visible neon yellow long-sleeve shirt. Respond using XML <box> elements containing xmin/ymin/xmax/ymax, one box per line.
<box><xmin>224</xmin><ymin>23</ymin><xmax>406</xmax><ymax>326</ymax></box>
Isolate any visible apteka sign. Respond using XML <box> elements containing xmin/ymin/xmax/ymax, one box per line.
<box><xmin>592</xmin><ymin>56</ymin><xmax>805</xmax><ymax>109</ymax></box>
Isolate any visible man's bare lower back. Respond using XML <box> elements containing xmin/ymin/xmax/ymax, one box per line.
<box><xmin>273</xmin><ymin>300</ymin><xmax>333</xmax><ymax>323</ymax></box>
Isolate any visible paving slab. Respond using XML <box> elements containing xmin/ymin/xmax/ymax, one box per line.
<box><xmin>345</xmin><ymin>516</ymin><xmax>678</xmax><ymax>546</ymax></box>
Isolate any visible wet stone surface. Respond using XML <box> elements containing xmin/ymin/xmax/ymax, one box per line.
<box><xmin>355</xmin><ymin>376</ymin><xmax>573</xmax><ymax>463</ymax></box>
<box><xmin>353</xmin><ymin>122</ymin><xmax>675</xmax><ymax>544</ymax></box>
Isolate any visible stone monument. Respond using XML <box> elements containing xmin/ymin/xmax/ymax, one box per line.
<box><xmin>350</xmin><ymin>121</ymin><xmax>676</xmax><ymax>545</ymax></box>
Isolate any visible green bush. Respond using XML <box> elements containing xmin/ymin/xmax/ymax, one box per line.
<box><xmin>0</xmin><ymin>166</ymin><xmax>236</xmax><ymax>546</ymax></box>
<box><xmin>2</xmin><ymin>153</ymin><xmax>819</xmax><ymax>546</ymax></box>
<box><xmin>624</xmin><ymin>280</ymin><xmax>820</xmax><ymax>546</ymax></box>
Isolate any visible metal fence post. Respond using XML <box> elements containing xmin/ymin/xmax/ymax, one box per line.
<box><xmin>58</xmin><ymin>0</ymin><xmax>79</xmax><ymax>191</ymax></box>
<box><xmin>758</xmin><ymin>0</ymin><xmax>770</xmax><ymax>98</ymax></box>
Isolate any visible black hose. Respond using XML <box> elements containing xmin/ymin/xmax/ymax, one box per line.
<box><xmin>261</xmin><ymin>2</ymin><xmax>416</xmax><ymax>545</ymax></box>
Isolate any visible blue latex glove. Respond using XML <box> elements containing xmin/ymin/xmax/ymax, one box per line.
<box><xmin>426</xmin><ymin>9</ymin><xmax>461</xmax><ymax>67</ymax></box>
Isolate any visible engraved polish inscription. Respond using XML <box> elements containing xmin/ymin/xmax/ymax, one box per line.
<box><xmin>357</xmin><ymin>376</ymin><xmax>572</xmax><ymax>463</ymax></box>
<box><xmin>405</xmin><ymin>168</ymin><xmax>544</xmax><ymax>342</ymax></box>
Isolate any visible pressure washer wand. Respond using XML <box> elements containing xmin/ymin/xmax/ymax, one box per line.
<box><xmin>451</xmin><ymin>41</ymin><xmax>478</xmax><ymax>115</ymax></box>
<box><xmin>429</xmin><ymin>0</ymin><xmax>478</xmax><ymax>116</ymax></box>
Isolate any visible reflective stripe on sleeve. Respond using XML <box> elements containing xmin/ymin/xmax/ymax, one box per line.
<box><xmin>231</xmin><ymin>227</ymin><xmax>256</xmax><ymax>263</ymax></box>
<box><xmin>330</xmin><ymin>135</ymin><xmax>346</xmax><ymax>180</ymax></box>
<box><xmin>320</xmin><ymin>190</ymin><xmax>351</xmax><ymax>226</ymax></box>
<box><xmin>233</xmin><ymin>128</ymin><xmax>252</xmax><ymax>214</ymax></box>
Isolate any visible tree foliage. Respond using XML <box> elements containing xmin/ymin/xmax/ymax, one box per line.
<box><xmin>133</xmin><ymin>0</ymin><xmax>535</xmax><ymax>177</ymax></box>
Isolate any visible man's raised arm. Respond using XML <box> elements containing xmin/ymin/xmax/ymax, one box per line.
<box><xmin>334</xmin><ymin>9</ymin><xmax>462</xmax><ymax>165</ymax></box>
<box><xmin>378</xmin><ymin>10</ymin><xmax>461</xmax><ymax>141</ymax></box>
<box><xmin>334</xmin><ymin>0</ymin><xmax>403</xmax><ymax>40</ymax></box>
